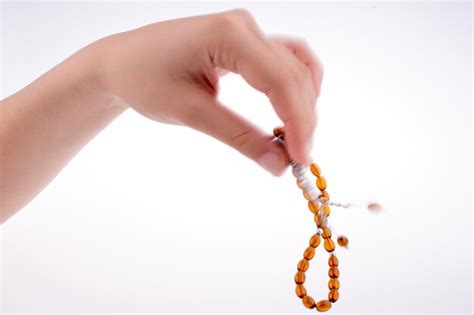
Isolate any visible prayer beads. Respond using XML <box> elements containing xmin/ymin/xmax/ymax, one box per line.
<box><xmin>273</xmin><ymin>127</ymin><xmax>350</xmax><ymax>313</ymax></box>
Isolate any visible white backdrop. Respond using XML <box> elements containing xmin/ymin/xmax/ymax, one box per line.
<box><xmin>1</xmin><ymin>1</ymin><xmax>472</xmax><ymax>314</ymax></box>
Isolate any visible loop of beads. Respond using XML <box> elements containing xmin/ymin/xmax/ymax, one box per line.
<box><xmin>273</xmin><ymin>127</ymin><xmax>344</xmax><ymax>312</ymax></box>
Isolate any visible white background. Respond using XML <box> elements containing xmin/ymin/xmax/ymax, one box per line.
<box><xmin>1</xmin><ymin>1</ymin><xmax>472</xmax><ymax>314</ymax></box>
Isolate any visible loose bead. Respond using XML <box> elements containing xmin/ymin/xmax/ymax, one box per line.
<box><xmin>322</xmin><ymin>227</ymin><xmax>332</xmax><ymax>239</ymax></box>
<box><xmin>315</xmin><ymin>300</ymin><xmax>332</xmax><ymax>312</ymax></box>
<box><xmin>321</xmin><ymin>204</ymin><xmax>331</xmax><ymax>217</ymax></box>
<box><xmin>328</xmin><ymin>254</ymin><xmax>339</xmax><ymax>267</ymax></box>
<box><xmin>295</xmin><ymin>284</ymin><xmax>307</xmax><ymax>298</ymax></box>
<box><xmin>316</xmin><ymin>176</ymin><xmax>327</xmax><ymax>191</ymax></box>
<box><xmin>308</xmin><ymin>201</ymin><xmax>319</xmax><ymax>214</ymax></box>
<box><xmin>337</xmin><ymin>235</ymin><xmax>349</xmax><ymax>248</ymax></box>
<box><xmin>329</xmin><ymin>266</ymin><xmax>340</xmax><ymax>278</ymax></box>
<box><xmin>328</xmin><ymin>278</ymin><xmax>340</xmax><ymax>290</ymax></box>
<box><xmin>319</xmin><ymin>191</ymin><xmax>330</xmax><ymax>202</ymax></box>
<box><xmin>297</xmin><ymin>259</ymin><xmax>310</xmax><ymax>272</ymax></box>
<box><xmin>294</xmin><ymin>271</ymin><xmax>306</xmax><ymax>284</ymax></box>
<box><xmin>328</xmin><ymin>289</ymin><xmax>340</xmax><ymax>302</ymax></box>
<box><xmin>304</xmin><ymin>246</ymin><xmax>315</xmax><ymax>260</ymax></box>
<box><xmin>310</xmin><ymin>163</ymin><xmax>321</xmax><ymax>176</ymax></box>
<box><xmin>367</xmin><ymin>202</ymin><xmax>383</xmax><ymax>212</ymax></box>
<box><xmin>302</xmin><ymin>295</ymin><xmax>316</xmax><ymax>309</ymax></box>
<box><xmin>324</xmin><ymin>238</ymin><xmax>336</xmax><ymax>252</ymax></box>
<box><xmin>309</xmin><ymin>233</ymin><xmax>321</xmax><ymax>248</ymax></box>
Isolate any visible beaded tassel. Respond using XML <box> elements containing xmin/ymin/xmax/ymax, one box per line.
<box><xmin>273</xmin><ymin>127</ymin><xmax>350</xmax><ymax>312</ymax></box>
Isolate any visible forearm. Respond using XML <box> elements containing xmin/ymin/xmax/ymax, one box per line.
<box><xmin>0</xmin><ymin>44</ymin><xmax>128</xmax><ymax>223</ymax></box>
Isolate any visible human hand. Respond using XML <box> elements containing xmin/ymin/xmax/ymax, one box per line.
<box><xmin>91</xmin><ymin>9</ymin><xmax>323</xmax><ymax>175</ymax></box>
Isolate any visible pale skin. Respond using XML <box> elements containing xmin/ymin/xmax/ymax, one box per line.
<box><xmin>0</xmin><ymin>10</ymin><xmax>323</xmax><ymax>224</ymax></box>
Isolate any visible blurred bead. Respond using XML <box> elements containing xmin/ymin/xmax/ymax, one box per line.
<box><xmin>321</xmin><ymin>204</ymin><xmax>331</xmax><ymax>216</ymax></box>
<box><xmin>297</xmin><ymin>178</ymin><xmax>308</xmax><ymax>190</ymax></box>
<box><xmin>295</xmin><ymin>284</ymin><xmax>307</xmax><ymax>298</ymax></box>
<box><xmin>308</xmin><ymin>201</ymin><xmax>319</xmax><ymax>214</ymax></box>
<box><xmin>328</xmin><ymin>278</ymin><xmax>340</xmax><ymax>290</ymax></box>
<box><xmin>315</xmin><ymin>215</ymin><xmax>326</xmax><ymax>228</ymax></box>
<box><xmin>310</xmin><ymin>163</ymin><xmax>321</xmax><ymax>176</ymax></box>
<box><xmin>297</xmin><ymin>259</ymin><xmax>310</xmax><ymax>272</ymax></box>
<box><xmin>294</xmin><ymin>271</ymin><xmax>306</xmax><ymax>284</ymax></box>
<box><xmin>273</xmin><ymin>127</ymin><xmax>285</xmax><ymax>140</ymax></box>
<box><xmin>319</xmin><ymin>191</ymin><xmax>330</xmax><ymax>202</ymax></box>
<box><xmin>303</xmin><ymin>189</ymin><xmax>318</xmax><ymax>201</ymax></box>
<box><xmin>304</xmin><ymin>246</ymin><xmax>315</xmax><ymax>260</ymax></box>
<box><xmin>328</xmin><ymin>289</ymin><xmax>340</xmax><ymax>302</ymax></box>
<box><xmin>324</xmin><ymin>239</ymin><xmax>335</xmax><ymax>252</ymax></box>
<box><xmin>316</xmin><ymin>300</ymin><xmax>332</xmax><ymax>312</ymax></box>
<box><xmin>316</xmin><ymin>176</ymin><xmax>327</xmax><ymax>191</ymax></box>
<box><xmin>337</xmin><ymin>236</ymin><xmax>349</xmax><ymax>248</ymax></box>
<box><xmin>328</xmin><ymin>254</ymin><xmax>339</xmax><ymax>267</ymax></box>
<box><xmin>329</xmin><ymin>266</ymin><xmax>340</xmax><ymax>278</ymax></box>
<box><xmin>302</xmin><ymin>295</ymin><xmax>316</xmax><ymax>309</ymax></box>
<box><xmin>322</xmin><ymin>227</ymin><xmax>332</xmax><ymax>239</ymax></box>
<box><xmin>309</xmin><ymin>233</ymin><xmax>321</xmax><ymax>248</ymax></box>
<box><xmin>292</xmin><ymin>165</ymin><xmax>305</xmax><ymax>178</ymax></box>
<box><xmin>367</xmin><ymin>202</ymin><xmax>383</xmax><ymax>212</ymax></box>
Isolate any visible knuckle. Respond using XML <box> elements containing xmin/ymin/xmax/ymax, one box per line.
<box><xmin>228</xmin><ymin>8</ymin><xmax>255</xmax><ymax>23</ymax></box>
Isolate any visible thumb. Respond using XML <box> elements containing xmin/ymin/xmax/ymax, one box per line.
<box><xmin>185</xmin><ymin>99</ymin><xmax>289</xmax><ymax>176</ymax></box>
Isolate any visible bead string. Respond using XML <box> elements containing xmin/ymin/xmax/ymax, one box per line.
<box><xmin>273</xmin><ymin>127</ymin><xmax>349</xmax><ymax>312</ymax></box>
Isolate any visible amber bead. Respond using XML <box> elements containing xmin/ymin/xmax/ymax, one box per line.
<box><xmin>310</xmin><ymin>163</ymin><xmax>321</xmax><ymax>176</ymax></box>
<box><xmin>316</xmin><ymin>300</ymin><xmax>332</xmax><ymax>312</ymax></box>
<box><xmin>314</xmin><ymin>214</ymin><xmax>326</xmax><ymax>228</ymax></box>
<box><xmin>337</xmin><ymin>235</ymin><xmax>349</xmax><ymax>248</ymax></box>
<box><xmin>321</xmin><ymin>204</ymin><xmax>331</xmax><ymax>217</ymax></box>
<box><xmin>297</xmin><ymin>259</ymin><xmax>310</xmax><ymax>272</ymax></box>
<box><xmin>304</xmin><ymin>246</ymin><xmax>315</xmax><ymax>260</ymax></box>
<box><xmin>328</xmin><ymin>289</ymin><xmax>340</xmax><ymax>302</ymax></box>
<box><xmin>273</xmin><ymin>127</ymin><xmax>285</xmax><ymax>139</ymax></box>
<box><xmin>319</xmin><ymin>191</ymin><xmax>330</xmax><ymax>202</ymax></box>
<box><xmin>322</xmin><ymin>227</ymin><xmax>332</xmax><ymax>239</ymax></box>
<box><xmin>309</xmin><ymin>233</ymin><xmax>321</xmax><ymax>248</ymax></box>
<box><xmin>328</xmin><ymin>278</ymin><xmax>340</xmax><ymax>290</ymax></box>
<box><xmin>368</xmin><ymin>202</ymin><xmax>383</xmax><ymax>212</ymax></box>
<box><xmin>297</xmin><ymin>178</ymin><xmax>306</xmax><ymax>190</ymax></box>
<box><xmin>328</xmin><ymin>254</ymin><xmax>339</xmax><ymax>267</ymax></box>
<box><xmin>302</xmin><ymin>295</ymin><xmax>316</xmax><ymax>309</ymax></box>
<box><xmin>308</xmin><ymin>201</ymin><xmax>319</xmax><ymax>214</ymax></box>
<box><xmin>324</xmin><ymin>238</ymin><xmax>335</xmax><ymax>252</ymax></box>
<box><xmin>294</xmin><ymin>271</ymin><xmax>306</xmax><ymax>284</ymax></box>
<box><xmin>316</xmin><ymin>176</ymin><xmax>327</xmax><ymax>191</ymax></box>
<box><xmin>295</xmin><ymin>284</ymin><xmax>307</xmax><ymax>298</ymax></box>
<box><xmin>329</xmin><ymin>266</ymin><xmax>340</xmax><ymax>278</ymax></box>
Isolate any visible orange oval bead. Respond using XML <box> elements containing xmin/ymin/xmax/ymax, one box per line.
<box><xmin>329</xmin><ymin>266</ymin><xmax>340</xmax><ymax>278</ymax></box>
<box><xmin>316</xmin><ymin>176</ymin><xmax>327</xmax><ymax>191</ymax></box>
<box><xmin>273</xmin><ymin>127</ymin><xmax>285</xmax><ymax>139</ymax></box>
<box><xmin>315</xmin><ymin>300</ymin><xmax>332</xmax><ymax>312</ymax></box>
<box><xmin>309</xmin><ymin>233</ymin><xmax>321</xmax><ymax>248</ymax></box>
<box><xmin>319</xmin><ymin>191</ymin><xmax>330</xmax><ymax>202</ymax></box>
<box><xmin>302</xmin><ymin>295</ymin><xmax>316</xmax><ymax>309</ymax></box>
<box><xmin>294</xmin><ymin>271</ymin><xmax>306</xmax><ymax>284</ymax></box>
<box><xmin>337</xmin><ymin>235</ymin><xmax>349</xmax><ymax>248</ymax></box>
<box><xmin>328</xmin><ymin>254</ymin><xmax>339</xmax><ymax>267</ymax></box>
<box><xmin>322</xmin><ymin>227</ymin><xmax>332</xmax><ymax>239</ymax></box>
<box><xmin>297</xmin><ymin>259</ymin><xmax>310</xmax><ymax>272</ymax></box>
<box><xmin>314</xmin><ymin>214</ymin><xmax>326</xmax><ymax>228</ymax></box>
<box><xmin>321</xmin><ymin>204</ymin><xmax>331</xmax><ymax>217</ymax></box>
<box><xmin>308</xmin><ymin>201</ymin><xmax>319</xmax><ymax>214</ymax></box>
<box><xmin>295</xmin><ymin>284</ymin><xmax>307</xmax><ymax>298</ymax></box>
<box><xmin>328</xmin><ymin>278</ymin><xmax>340</xmax><ymax>290</ymax></box>
<box><xmin>310</xmin><ymin>163</ymin><xmax>321</xmax><ymax>176</ymax></box>
<box><xmin>304</xmin><ymin>246</ymin><xmax>315</xmax><ymax>260</ymax></box>
<box><xmin>324</xmin><ymin>238</ymin><xmax>335</xmax><ymax>252</ymax></box>
<box><xmin>328</xmin><ymin>289</ymin><xmax>340</xmax><ymax>302</ymax></box>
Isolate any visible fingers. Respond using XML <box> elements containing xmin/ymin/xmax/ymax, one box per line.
<box><xmin>183</xmin><ymin>96</ymin><xmax>289</xmax><ymax>176</ymax></box>
<box><xmin>207</xmin><ymin>10</ymin><xmax>321</xmax><ymax>165</ymax></box>
<box><xmin>269</xmin><ymin>36</ymin><xmax>324</xmax><ymax>98</ymax></box>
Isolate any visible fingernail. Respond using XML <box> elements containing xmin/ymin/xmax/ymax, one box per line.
<box><xmin>258</xmin><ymin>152</ymin><xmax>286</xmax><ymax>176</ymax></box>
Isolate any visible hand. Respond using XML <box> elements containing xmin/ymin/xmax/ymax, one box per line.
<box><xmin>92</xmin><ymin>9</ymin><xmax>323</xmax><ymax>174</ymax></box>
